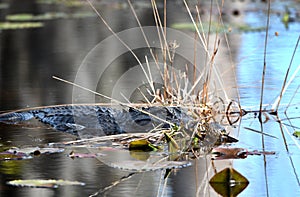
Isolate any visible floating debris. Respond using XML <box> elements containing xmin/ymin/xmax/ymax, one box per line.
<box><xmin>68</xmin><ymin>151</ymin><xmax>105</xmax><ymax>159</ymax></box>
<box><xmin>7</xmin><ymin>179</ymin><xmax>85</xmax><ymax>188</ymax></box>
<box><xmin>0</xmin><ymin>147</ymin><xmax>64</xmax><ymax>161</ymax></box>
<box><xmin>212</xmin><ymin>147</ymin><xmax>275</xmax><ymax>160</ymax></box>
<box><xmin>6</xmin><ymin>147</ymin><xmax>64</xmax><ymax>155</ymax></box>
<box><xmin>0</xmin><ymin>151</ymin><xmax>32</xmax><ymax>161</ymax></box>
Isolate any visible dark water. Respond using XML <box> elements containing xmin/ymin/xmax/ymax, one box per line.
<box><xmin>0</xmin><ymin>0</ymin><xmax>300</xmax><ymax>196</ymax></box>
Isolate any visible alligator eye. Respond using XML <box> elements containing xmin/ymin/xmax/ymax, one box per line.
<box><xmin>33</xmin><ymin>150</ymin><xmax>41</xmax><ymax>156</ymax></box>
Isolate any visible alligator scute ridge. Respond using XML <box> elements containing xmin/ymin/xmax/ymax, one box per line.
<box><xmin>0</xmin><ymin>104</ymin><xmax>194</xmax><ymax>137</ymax></box>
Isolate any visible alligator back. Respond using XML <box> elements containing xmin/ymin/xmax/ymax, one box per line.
<box><xmin>0</xmin><ymin>104</ymin><xmax>187</xmax><ymax>137</ymax></box>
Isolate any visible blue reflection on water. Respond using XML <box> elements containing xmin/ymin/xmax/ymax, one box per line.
<box><xmin>235</xmin><ymin>4</ymin><xmax>300</xmax><ymax>196</ymax></box>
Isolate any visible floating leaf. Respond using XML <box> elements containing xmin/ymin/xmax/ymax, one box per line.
<box><xmin>171</xmin><ymin>22</ymin><xmax>225</xmax><ymax>32</ymax></box>
<box><xmin>212</xmin><ymin>147</ymin><xmax>275</xmax><ymax>160</ymax></box>
<box><xmin>7</xmin><ymin>179</ymin><xmax>85</xmax><ymax>188</ymax></box>
<box><xmin>36</xmin><ymin>0</ymin><xmax>86</xmax><ymax>7</ymax></box>
<box><xmin>212</xmin><ymin>147</ymin><xmax>248</xmax><ymax>160</ymax></box>
<box><xmin>171</xmin><ymin>22</ymin><xmax>265</xmax><ymax>33</ymax></box>
<box><xmin>128</xmin><ymin>139</ymin><xmax>158</xmax><ymax>152</ymax></box>
<box><xmin>209</xmin><ymin>168</ymin><xmax>249</xmax><ymax>197</ymax></box>
<box><xmin>293</xmin><ymin>131</ymin><xmax>300</xmax><ymax>138</ymax></box>
<box><xmin>6</xmin><ymin>14</ymin><xmax>34</xmax><ymax>21</ymax></box>
<box><xmin>0</xmin><ymin>22</ymin><xmax>44</xmax><ymax>30</ymax></box>
<box><xmin>6</xmin><ymin>12</ymin><xmax>96</xmax><ymax>21</ymax></box>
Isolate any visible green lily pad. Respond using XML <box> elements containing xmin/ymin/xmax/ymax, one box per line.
<box><xmin>129</xmin><ymin>139</ymin><xmax>159</xmax><ymax>152</ymax></box>
<box><xmin>6</xmin><ymin>12</ymin><xmax>96</xmax><ymax>21</ymax></box>
<box><xmin>171</xmin><ymin>22</ymin><xmax>225</xmax><ymax>32</ymax></box>
<box><xmin>293</xmin><ymin>131</ymin><xmax>300</xmax><ymax>138</ymax></box>
<box><xmin>36</xmin><ymin>0</ymin><xmax>86</xmax><ymax>7</ymax></box>
<box><xmin>0</xmin><ymin>22</ymin><xmax>44</xmax><ymax>30</ymax></box>
<box><xmin>171</xmin><ymin>22</ymin><xmax>265</xmax><ymax>33</ymax></box>
<box><xmin>6</xmin><ymin>14</ymin><xmax>34</xmax><ymax>21</ymax></box>
<box><xmin>7</xmin><ymin>179</ymin><xmax>85</xmax><ymax>188</ymax></box>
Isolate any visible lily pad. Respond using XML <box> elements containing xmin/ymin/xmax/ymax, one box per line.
<box><xmin>293</xmin><ymin>131</ymin><xmax>300</xmax><ymax>138</ymax></box>
<box><xmin>7</xmin><ymin>179</ymin><xmax>85</xmax><ymax>188</ymax></box>
<box><xmin>128</xmin><ymin>139</ymin><xmax>159</xmax><ymax>152</ymax></box>
<box><xmin>6</xmin><ymin>12</ymin><xmax>96</xmax><ymax>21</ymax></box>
<box><xmin>36</xmin><ymin>0</ymin><xmax>86</xmax><ymax>7</ymax></box>
<box><xmin>0</xmin><ymin>22</ymin><xmax>44</xmax><ymax>30</ymax></box>
<box><xmin>171</xmin><ymin>22</ymin><xmax>265</xmax><ymax>33</ymax></box>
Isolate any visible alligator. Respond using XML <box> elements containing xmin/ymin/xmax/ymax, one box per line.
<box><xmin>0</xmin><ymin>104</ymin><xmax>233</xmax><ymax>146</ymax></box>
<box><xmin>0</xmin><ymin>104</ymin><xmax>198</xmax><ymax>136</ymax></box>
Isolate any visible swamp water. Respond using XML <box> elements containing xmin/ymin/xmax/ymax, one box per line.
<box><xmin>0</xmin><ymin>0</ymin><xmax>300</xmax><ymax>196</ymax></box>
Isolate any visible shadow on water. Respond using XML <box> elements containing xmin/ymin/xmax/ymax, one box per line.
<box><xmin>0</xmin><ymin>0</ymin><xmax>300</xmax><ymax>196</ymax></box>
